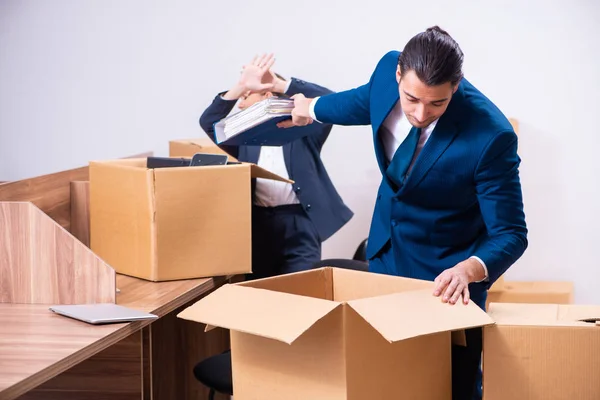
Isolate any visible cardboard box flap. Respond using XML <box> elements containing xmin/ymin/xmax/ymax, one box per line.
<box><xmin>177</xmin><ymin>284</ymin><xmax>341</xmax><ymax>344</ymax></box>
<box><xmin>348</xmin><ymin>289</ymin><xmax>494</xmax><ymax>343</ymax></box>
<box><xmin>489</xmin><ymin>303</ymin><xmax>600</xmax><ymax>327</ymax></box>
<box><xmin>558</xmin><ymin>304</ymin><xmax>600</xmax><ymax>325</ymax></box>
<box><xmin>250</xmin><ymin>164</ymin><xmax>293</xmax><ymax>183</ymax></box>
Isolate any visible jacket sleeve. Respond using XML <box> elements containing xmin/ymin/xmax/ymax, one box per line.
<box><xmin>310</xmin><ymin>50</ymin><xmax>399</xmax><ymax>127</ymax></box>
<box><xmin>285</xmin><ymin>78</ymin><xmax>335</xmax><ymax>151</ymax></box>
<box><xmin>199</xmin><ymin>93</ymin><xmax>240</xmax><ymax>158</ymax></box>
<box><xmin>471</xmin><ymin>130</ymin><xmax>528</xmax><ymax>287</ymax></box>
<box><xmin>313</xmin><ymin>82</ymin><xmax>372</xmax><ymax>126</ymax></box>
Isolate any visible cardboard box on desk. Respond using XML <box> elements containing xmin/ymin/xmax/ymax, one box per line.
<box><xmin>169</xmin><ymin>138</ymin><xmax>236</xmax><ymax>160</ymax></box>
<box><xmin>89</xmin><ymin>158</ymin><xmax>289</xmax><ymax>281</ymax></box>
<box><xmin>486</xmin><ymin>281</ymin><xmax>574</xmax><ymax>309</ymax></box>
<box><xmin>483</xmin><ymin>303</ymin><xmax>600</xmax><ymax>400</ymax></box>
<box><xmin>178</xmin><ymin>267</ymin><xmax>494</xmax><ymax>400</ymax></box>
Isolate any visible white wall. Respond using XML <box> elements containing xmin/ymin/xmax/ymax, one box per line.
<box><xmin>1</xmin><ymin>0</ymin><xmax>599</xmax><ymax>303</ymax></box>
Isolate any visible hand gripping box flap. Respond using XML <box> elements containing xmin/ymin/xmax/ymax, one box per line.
<box><xmin>347</xmin><ymin>289</ymin><xmax>495</xmax><ymax>343</ymax></box>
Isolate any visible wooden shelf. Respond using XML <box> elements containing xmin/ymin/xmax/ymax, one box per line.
<box><xmin>0</xmin><ymin>201</ymin><xmax>115</xmax><ymax>305</ymax></box>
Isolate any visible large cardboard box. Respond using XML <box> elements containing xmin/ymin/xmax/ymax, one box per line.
<box><xmin>483</xmin><ymin>303</ymin><xmax>600</xmax><ymax>400</ymax></box>
<box><xmin>178</xmin><ymin>267</ymin><xmax>494</xmax><ymax>399</ymax></box>
<box><xmin>486</xmin><ymin>281</ymin><xmax>573</xmax><ymax>309</ymax></box>
<box><xmin>90</xmin><ymin>158</ymin><xmax>288</xmax><ymax>281</ymax></box>
<box><xmin>169</xmin><ymin>137</ymin><xmax>235</xmax><ymax>160</ymax></box>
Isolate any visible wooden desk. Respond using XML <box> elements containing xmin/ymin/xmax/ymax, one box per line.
<box><xmin>0</xmin><ymin>275</ymin><xmax>230</xmax><ymax>400</ymax></box>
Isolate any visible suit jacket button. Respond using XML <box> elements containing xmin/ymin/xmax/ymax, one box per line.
<box><xmin>295</xmin><ymin>187</ymin><xmax>301</xmax><ymax>192</ymax></box>
<box><xmin>306</xmin><ymin>204</ymin><xmax>311</xmax><ymax>210</ymax></box>
<box><xmin>392</xmin><ymin>220</ymin><xmax>398</xmax><ymax>226</ymax></box>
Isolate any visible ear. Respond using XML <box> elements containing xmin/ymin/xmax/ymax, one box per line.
<box><xmin>264</xmin><ymin>92</ymin><xmax>274</xmax><ymax>99</ymax></box>
<box><xmin>396</xmin><ymin>65</ymin><xmax>401</xmax><ymax>84</ymax></box>
<box><xmin>452</xmin><ymin>79</ymin><xmax>462</xmax><ymax>94</ymax></box>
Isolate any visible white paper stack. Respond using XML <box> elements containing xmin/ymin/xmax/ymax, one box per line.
<box><xmin>214</xmin><ymin>96</ymin><xmax>295</xmax><ymax>144</ymax></box>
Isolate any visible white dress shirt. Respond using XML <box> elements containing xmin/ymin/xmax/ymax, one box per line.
<box><xmin>310</xmin><ymin>97</ymin><xmax>488</xmax><ymax>280</ymax></box>
<box><xmin>380</xmin><ymin>100</ymin><xmax>437</xmax><ymax>169</ymax></box>
<box><xmin>253</xmin><ymin>79</ymin><xmax>300</xmax><ymax>207</ymax></box>
<box><xmin>254</xmin><ymin>146</ymin><xmax>300</xmax><ymax>207</ymax></box>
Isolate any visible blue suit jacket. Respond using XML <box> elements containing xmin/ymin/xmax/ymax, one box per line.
<box><xmin>199</xmin><ymin>78</ymin><xmax>353</xmax><ymax>241</ymax></box>
<box><xmin>314</xmin><ymin>51</ymin><xmax>528</xmax><ymax>292</ymax></box>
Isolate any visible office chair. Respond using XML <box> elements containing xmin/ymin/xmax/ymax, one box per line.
<box><xmin>193</xmin><ymin>350</ymin><xmax>233</xmax><ymax>400</ymax></box>
<box><xmin>352</xmin><ymin>238</ymin><xmax>368</xmax><ymax>262</ymax></box>
<box><xmin>192</xmin><ymin>238</ymin><xmax>369</xmax><ymax>399</ymax></box>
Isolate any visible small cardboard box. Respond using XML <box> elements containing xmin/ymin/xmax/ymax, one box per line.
<box><xmin>486</xmin><ymin>281</ymin><xmax>573</xmax><ymax>309</ymax></box>
<box><xmin>488</xmin><ymin>275</ymin><xmax>505</xmax><ymax>292</ymax></box>
<box><xmin>169</xmin><ymin>138</ymin><xmax>235</xmax><ymax>160</ymax></box>
<box><xmin>178</xmin><ymin>267</ymin><xmax>494</xmax><ymax>399</ymax></box>
<box><xmin>90</xmin><ymin>158</ymin><xmax>288</xmax><ymax>281</ymax></box>
<box><xmin>483</xmin><ymin>303</ymin><xmax>600</xmax><ymax>400</ymax></box>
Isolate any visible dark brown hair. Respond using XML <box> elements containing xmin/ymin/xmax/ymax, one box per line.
<box><xmin>398</xmin><ymin>26</ymin><xmax>464</xmax><ymax>86</ymax></box>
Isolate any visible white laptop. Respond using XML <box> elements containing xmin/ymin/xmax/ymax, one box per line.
<box><xmin>49</xmin><ymin>303</ymin><xmax>158</xmax><ymax>325</ymax></box>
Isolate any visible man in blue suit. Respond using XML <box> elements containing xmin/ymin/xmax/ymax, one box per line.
<box><xmin>199</xmin><ymin>54</ymin><xmax>353</xmax><ymax>279</ymax></box>
<box><xmin>282</xmin><ymin>27</ymin><xmax>527</xmax><ymax>399</ymax></box>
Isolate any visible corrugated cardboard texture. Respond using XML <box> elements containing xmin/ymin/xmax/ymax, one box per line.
<box><xmin>169</xmin><ymin>138</ymin><xmax>234</xmax><ymax>160</ymax></box>
<box><xmin>348</xmin><ymin>289</ymin><xmax>494</xmax><ymax>342</ymax></box>
<box><xmin>484</xmin><ymin>303</ymin><xmax>600</xmax><ymax>400</ymax></box>
<box><xmin>178</xmin><ymin>267</ymin><xmax>492</xmax><ymax>399</ymax></box>
<box><xmin>331</xmin><ymin>267</ymin><xmax>433</xmax><ymax>301</ymax></box>
<box><xmin>239</xmin><ymin>268</ymin><xmax>333</xmax><ymax>300</ymax></box>
<box><xmin>486</xmin><ymin>281</ymin><xmax>574</xmax><ymax>309</ymax></box>
<box><xmin>90</xmin><ymin>159</ymin><xmax>155</xmax><ymax>280</ymax></box>
<box><xmin>90</xmin><ymin>159</ymin><xmax>259</xmax><ymax>281</ymax></box>
<box><xmin>344</xmin><ymin>306</ymin><xmax>451</xmax><ymax>400</ymax></box>
<box><xmin>177</xmin><ymin>284</ymin><xmax>341</xmax><ymax>344</ymax></box>
<box><xmin>153</xmin><ymin>164</ymin><xmax>250</xmax><ymax>280</ymax></box>
<box><xmin>250</xmin><ymin>164</ymin><xmax>293</xmax><ymax>183</ymax></box>
<box><xmin>231</xmin><ymin>306</ymin><xmax>347</xmax><ymax>400</ymax></box>
<box><xmin>488</xmin><ymin>303</ymin><xmax>600</xmax><ymax>327</ymax></box>
<box><xmin>488</xmin><ymin>275</ymin><xmax>505</xmax><ymax>292</ymax></box>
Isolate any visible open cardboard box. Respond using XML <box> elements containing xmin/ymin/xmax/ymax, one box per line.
<box><xmin>485</xmin><ymin>280</ymin><xmax>574</xmax><ymax>309</ymax></box>
<box><xmin>90</xmin><ymin>158</ymin><xmax>289</xmax><ymax>281</ymax></box>
<box><xmin>169</xmin><ymin>137</ymin><xmax>236</xmax><ymax>160</ymax></box>
<box><xmin>483</xmin><ymin>302</ymin><xmax>600</xmax><ymax>400</ymax></box>
<box><xmin>178</xmin><ymin>267</ymin><xmax>494</xmax><ymax>399</ymax></box>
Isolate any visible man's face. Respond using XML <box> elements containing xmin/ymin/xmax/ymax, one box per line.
<box><xmin>238</xmin><ymin>91</ymin><xmax>272</xmax><ymax>110</ymax></box>
<box><xmin>396</xmin><ymin>67</ymin><xmax>458</xmax><ymax>129</ymax></box>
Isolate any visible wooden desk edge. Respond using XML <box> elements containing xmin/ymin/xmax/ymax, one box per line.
<box><xmin>1</xmin><ymin>322</ymin><xmax>144</xmax><ymax>400</ymax></box>
<box><xmin>147</xmin><ymin>276</ymin><xmax>226</xmax><ymax>318</ymax></box>
<box><xmin>1</xmin><ymin>276</ymin><xmax>228</xmax><ymax>400</ymax></box>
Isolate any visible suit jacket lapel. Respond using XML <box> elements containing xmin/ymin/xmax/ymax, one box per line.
<box><xmin>373</xmin><ymin>84</ymin><xmax>400</xmax><ymax>177</ymax></box>
<box><xmin>399</xmin><ymin>116</ymin><xmax>458</xmax><ymax>194</ymax></box>
<box><xmin>282</xmin><ymin>143</ymin><xmax>293</xmax><ymax>178</ymax></box>
<box><xmin>398</xmin><ymin>85</ymin><xmax>466</xmax><ymax>195</ymax></box>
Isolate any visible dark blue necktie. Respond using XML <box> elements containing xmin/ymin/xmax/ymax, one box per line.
<box><xmin>386</xmin><ymin>126</ymin><xmax>421</xmax><ymax>188</ymax></box>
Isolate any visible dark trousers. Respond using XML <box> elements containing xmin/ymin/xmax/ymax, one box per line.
<box><xmin>368</xmin><ymin>241</ymin><xmax>484</xmax><ymax>400</ymax></box>
<box><xmin>249</xmin><ymin>204</ymin><xmax>321</xmax><ymax>280</ymax></box>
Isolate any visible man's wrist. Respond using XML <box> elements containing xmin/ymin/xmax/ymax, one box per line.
<box><xmin>463</xmin><ymin>258</ymin><xmax>486</xmax><ymax>283</ymax></box>
<box><xmin>222</xmin><ymin>82</ymin><xmax>247</xmax><ymax>100</ymax></box>
<box><xmin>309</xmin><ymin>97</ymin><xmax>320</xmax><ymax>122</ymax></box>
<box><xmin>272</xmin><ymin>78</ymin><xmax>288</xmax><ymax>94</ymax></box>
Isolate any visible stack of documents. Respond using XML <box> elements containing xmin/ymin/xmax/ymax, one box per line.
<box><xmin>214</xmin><ymin>97</ymin><xmax>315</xmax><ymax>147</ymax></box>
